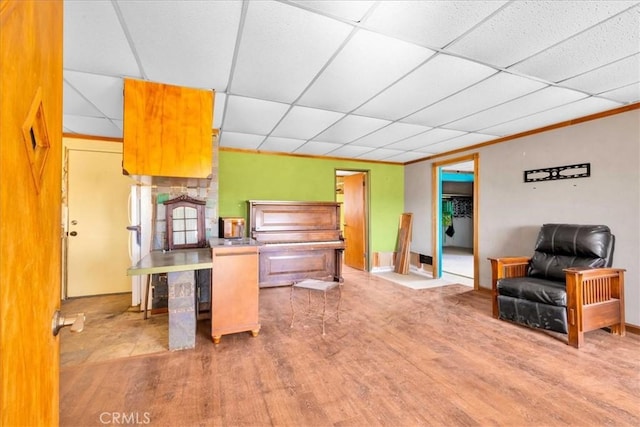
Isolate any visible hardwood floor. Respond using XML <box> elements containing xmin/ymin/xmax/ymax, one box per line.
<box><xmin>60</xmin><ymin>266</ymin><xmax>640</xmax><ymax>426</ymax></box>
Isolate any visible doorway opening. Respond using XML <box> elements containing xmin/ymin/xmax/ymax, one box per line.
<box><xmin>432</xmin><ymin>154</ymin><xmax>478</xmax><ymax>289</ymax></box>
<box><xmin>335</xmin><ymin>169</ymin><xmax>369</xmax><ymax>271</ymax></box>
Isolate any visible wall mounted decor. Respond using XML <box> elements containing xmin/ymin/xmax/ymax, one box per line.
<box><xmin>524</xmin><ymin>163</ymin><xmax>590</xmax><ymax>183</ymax></box>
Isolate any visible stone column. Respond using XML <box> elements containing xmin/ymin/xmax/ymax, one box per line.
<box><xmin>167</xmin><ymin>270</ymin><xmax>196</xmax><ymax>350</ymax></box>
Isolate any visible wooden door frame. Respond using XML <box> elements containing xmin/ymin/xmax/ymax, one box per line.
<box><xmin>431</xmin><ymin>153</ymin><xmax>479</xmax><ymax>289</ymax></box>
<box><xmin>335</xmin><ymin>169</ymin><xmax>370</xmax><ymax>271</ymax></box>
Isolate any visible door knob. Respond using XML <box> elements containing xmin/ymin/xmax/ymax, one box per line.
<box><xmin>69</xmin><ymin>231</ymin><xmax>78</xmax><ymax>236</ymax></box>
<box><xmin>51</xmin><ymin>310</ymin><xmax>85</xmax><ymax>336</ymax></box>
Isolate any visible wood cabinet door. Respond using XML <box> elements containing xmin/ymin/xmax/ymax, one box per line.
<box><xmin>0</xmin><ymin>0</ymin><xmax>63</xmax><ymax>424</ymax></box>
<box><xmin>211</xmin><ymin>247</ymin><xmax>260</xmax><ymax>341</ymax></box>
<box><xmin>123</xmin><ymin>78</ymin><xmax>214</xmax><ymax>178</ymax></box>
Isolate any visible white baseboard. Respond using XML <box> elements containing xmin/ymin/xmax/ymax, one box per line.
<box><xmin>370</xmin><ymin>266</ymin><xmax>394</xmax><ymax>273</ymax></box>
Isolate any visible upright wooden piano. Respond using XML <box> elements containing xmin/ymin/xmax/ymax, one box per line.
<box><xmin>249</xmin><ymin>200</ymin><xmax>345</xmax><ymax>288</ymax></box>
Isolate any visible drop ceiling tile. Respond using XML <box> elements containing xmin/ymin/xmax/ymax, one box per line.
<box><xmin>223</xmin><ymin>96</ymin><xmax>290</xmax><ymax>135</ymax></box>
<box><xmin>386</xmin><ymin>128</ymin><xmax>467</xmax><ymax>151</ymax></box>
<box><xmin>219</xmin><ymin>132</ymin><xmax>265</xmax><ymax>150</ymax></box>
<box><xmin>298</xmin><ymin>29</ymin><xmax>435</xmax><ymax>112</ymax></box>
<box><xmin>258</xmin><ymin>136</ymin><xmax>306</xmax><ymax>153</ymax></box>
<box><xmin>117</xmin><ymin>1</ymin><xmax>241</xmax><ymax>89</ymax></box>
<box><xmin>481</xmin><ymin>97</ymin><xmax>623</xmax><ymax>136</ymax></box>
<box><xmin>313</xmin><ymin>115</ymin><xmax>391</xmax><ymax>144</ymax></box>
<box><xmin>356</xmin><ymin>54</ymin><xmax>497</xmax><ymax>120</ymax></box>
<box><xmin>63</xmin><ymin>81</ymin><xmax>103</xmax><ymax>117</ymax></box>
<box><xmin>328</xmin><ymin>144</ymin><xmax>374</xmax><ymax>159</ymax></box>
<box><xmin>511</xmin><ymin>5</ymin><xmax>640</xmax><ymax>82</ymax></box>
<box><xmin>600</xmin><ymin>82</ymin><xmax>640</xmax><ymax>103</ymax></box>
<box><xmin>232</xmin><ymin>1</ymin><xmax>352</xmax><ymax>103</ymax></box>
<box><xmin>561</xmin><ymin>54</ymin><xmax>640</xmax><ymax>94</ymax></box>
<box><xmin>447</xmin><ymin>86</ymin><xmax>587</xmax><ymax>132</ymax></box>
<box><xmin>290</xmin><ymin>0</ymin><xmax>375</xmax><ymax>22</ymax></box>
<box><xmin>365</xmin><ymin>1</ymin><xmax>507</xmax><ymax>49</ymax></box>
<box><xmin>294</xmin><ymin>141</ymin><xmax>343</xmax><ymax>156</ymax></box>
<box><xmin>213</xmin><ymin>92</ymin><xmax>227</xmax><ymax>129</ymax></box>
<box><xmin>419</xmin><ymin>133</ymin><xmax>497</xmax><ymax>153</ymax></box>
<box><xmin>357</xmin><ymin>148</ymin><xmax>405</xmax><ymax>161</ymax></box>
<box><xmin>448</xmin><ymin>1</ymin><xmax>637</xmax><ymax>68</ymax></box>
<box><xmin>350</xmin><ymin>122</ymin><xmax>432</xmax><ymax>148</ymax></box>
<box><xmin>64</xmin><ymin>1</ymin><xmax>140</xmax><ymax>77</ymax></box>
<box><xmin>271</xmin><ymin>106</ymin><xmax>345</xmax><ymax>140</ymax></box>
<box><xmin>63</xmin><ymin>115</ymin><xmax>123</xmax><ymax>138</ymax></box>
<box><xmin>402</xmin><ymin>72</ymin><xmax>547</xmax><ymax>127</ymax></box>
<box><xmin>64</xmin><ymin>71</ymin><xmax>123</xmax><ymax>119</ymax></box>
<box><xmin>383</xmin><ymin>151</ymin><xmax>430</xmax><ymax>163</ymax></box>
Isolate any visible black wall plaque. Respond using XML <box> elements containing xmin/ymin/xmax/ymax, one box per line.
<box><xmin>524</xmin><ymin>163</ymin><xmax>590</xmax><ymax>183</ymax></box>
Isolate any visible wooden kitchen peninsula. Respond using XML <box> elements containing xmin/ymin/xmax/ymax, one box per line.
<box><xmin>127</xmin><ymin>240</ymin><xmax>262</xmax><ymax>349</ymax></box>
<box><xmin>127</xmin><ymin>248</ymin><xmax>212</xmax><ymax>351</ymax></box>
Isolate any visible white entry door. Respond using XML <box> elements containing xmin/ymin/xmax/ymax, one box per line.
<box><xmin>66</xmin><ymin>146</ymin><xmax>132</xmax><ymax>297</ymax></box>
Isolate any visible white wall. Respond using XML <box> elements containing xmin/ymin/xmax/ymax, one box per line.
<box><xmin>405</xmin><ymin>109</ymin><xmax>640</xmax><ymax>326</ymax></box>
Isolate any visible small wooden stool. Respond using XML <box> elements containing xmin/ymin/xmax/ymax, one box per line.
<box><xmin>290</xmin><ymin>279</ymin><xmax>342</xmax><ymax>336</ymax></box>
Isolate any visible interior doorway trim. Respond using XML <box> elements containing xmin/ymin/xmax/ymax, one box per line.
<box><xmin>431</xmin><ymin>153</ymin><xmax>479</xmax><ymax>289</ymax></box>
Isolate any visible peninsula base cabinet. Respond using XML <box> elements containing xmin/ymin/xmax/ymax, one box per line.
<box><xmin>211</xmin><ymin>245</ymin><xmax>260</xmax><ymax>344</ymax></box>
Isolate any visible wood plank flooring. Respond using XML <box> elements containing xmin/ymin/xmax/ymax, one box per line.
<box><xmin>60</xmin><ymin>266</ymin><xmax>640</xmax><ymax>427</ymax></box>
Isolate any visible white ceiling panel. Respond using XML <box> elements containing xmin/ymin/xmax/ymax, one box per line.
<box><xmin>448</xmin><ymin>1</ymin><xmax>637</xmax><ymax>68</ymax></box>
<box><xmin>290</xmin><ymin>1</ymin><xmax>375</xmax><ymax>23</ymax></box>
<box><xmin>511</xmin><ymin>5</ymin><xmax>640</xmax><ymax>82</ymax></box>
<box><xmin>447</xmin><ymin>86</ymin><xmax>587</xmax><ymax>132</ymax></box>
<box><xmin>223</xmin><ymin>96</ymin><xmax>290</xmax><ymax>135</ymax></box>
<box><xmin>384</xmin><ymin>151</ymin><xmax>435</xmax><ymax>163</ymax></box>
<box><xmin>561</xmin><ymin>54</ymin><xmax>640</xmax><ymax>94</ymax></box>
<box><xmin>313</xmin><ymin>115</ymin><xmax>391</xmax><ymax>144</ymax></box>
<box><xmin>64</xmin><ymin>71</ymin><xmax>123</xmax><ymax>119</ymax></box>
<box><xmin>419</xmin><ymin>133</ymin><xmax>497</xmax><ymax>153</ymax></box>
<box><xmin>63</xmin><ymin>115</ymin><xmax>123</xmax><ymax>138</ymax></box>
<box><xmin>232</xmin><ymin>1</ymin><xmax>352</xmax><ymax>103</ymax></box>
<box><xmin>298</xmin><ymin>29</ymin><xmax>435</xmax><ymax>112</ymax></box>
<box><xmin>383</xmin><ymin>151</ymin><xmax>432</xmax><ymax>163</ymax></box>
<box><xmin>63</xmin><ymin>82</ymin><xmax>103</xmax><ymax>117</ymax></box>
<box><xmin>64</xmin><ymin>1</ymin><xmax>140</xmax><ymax>77</ymax></box>
<box><xmin>386</xmin><ymin>128</ymin><xmax>467</xmax><ymax>151</ymax></box>
<box><xmin>271</xmin><ymin>106</ymin><xmax>345</xmax><ymax>140</ymax></box>
<box><xmin>294</xmin><ymin>141</ymin><xmax>343</xmax><ymax>156</ymax></box>
<box><xmin>258</xmin><ymin>136</ymin><xmax>306</xmax><ymax>153</ymax></box>
<box><xmin>357</xmin><ymin>148</ymin><xmax>406</xmax><ymax>161</ymax></box>
<box><xmin>481</xmin><ymin>97</ymin><xmax>623</xmax><ymax>136</ymax></box>
<box><xmin>213</xmin><ymin>92</ymin><xmax>227</xmax><ymax>129</ymax></box>
<box><xmin>356</xmin><ymin>54</ymin><xmax>497</xmax><ymax>120</ymax></box>
<box><xmin>328</xmin><ymin>144</ymin><xmax>375</xmax><ymax>159</ymax></box>
<box><xmin>63</xmin><ymin>1</ymin><xmax>639</xmax><ymax>164</ymax></box>
<box><xmin>364</xmin><ymin>1</ymin><xmax>507</xmax><ymax>49</ymax></box>
<box><xmin>600</xmin><ymin>82</ymin><xmax>640</xmax><ymax>103</ymax></box>
<box><xmin>403</xmin><ymin>72</ymin><xmax>547</xmax><ymax>127</ymax></box>
<box><xmin>350</xmin><ymin>122</ymin><xmax>432</xmax><ymax>148</ymax></box>
<box><xmin>118</xmin><ymin>0</ymin><xmax>241</xmax><ymax>89</ymax></box>
<box><xmin>219</xmin><ymin>132</ymin><xmax>265</xmax><ymax>150</ymax></box>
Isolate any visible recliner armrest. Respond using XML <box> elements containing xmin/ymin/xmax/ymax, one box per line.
<box><xmin>488</xmin><ymin>256</ymin><xmax>531</xmax><ymax>281</ymax></box>
<box><xmin>563</xmin><ymin>266</ymin><xmax>626</xmax><ymax>346</ymax></box>
<box><xmin>488</xmin><ymin>256</ymin><xmax>531</xmax><ymax>318</ymax></box>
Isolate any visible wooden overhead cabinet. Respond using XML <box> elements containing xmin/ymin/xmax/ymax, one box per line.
<box><xmin>123</xmin><ymin>78</ymin><xmax>214</xmax><ymax>178</ymax></box>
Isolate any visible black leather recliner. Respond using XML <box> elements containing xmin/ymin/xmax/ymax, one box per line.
<box><xmin>489</xmin><ymin>224</ymin><xmax>626</xmax><ymax>348</ymax></box>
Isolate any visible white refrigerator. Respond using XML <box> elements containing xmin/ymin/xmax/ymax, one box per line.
<box><xmin>128</xmin><ymin>185</ymin><xmax>153</xmax><ymax>308</ymax></box>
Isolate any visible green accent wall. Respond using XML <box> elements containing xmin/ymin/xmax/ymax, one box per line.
<box><xmin>218</xmin><ymin>150</ymin><xmax>404</xmax><ymax>257</ymax></box>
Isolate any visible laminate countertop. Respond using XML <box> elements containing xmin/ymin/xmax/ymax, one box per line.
<box><xmin>127</xmin><ymin>248</ymin><xmax>213</xmax><ymax>276</ymax></box>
